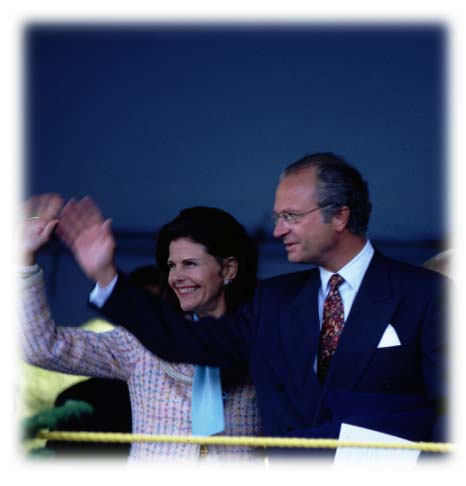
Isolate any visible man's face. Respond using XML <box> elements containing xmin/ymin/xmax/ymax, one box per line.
<box><xmin>273</xmin><ymin>168</ymin><xmax>338</xmax><ymax>266</ymax></box>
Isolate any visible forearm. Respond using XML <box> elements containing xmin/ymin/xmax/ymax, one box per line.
<box><xmin>19</xmin><ymin>269</ymin><xmax>136</xmax><ymax>380</ymax></box>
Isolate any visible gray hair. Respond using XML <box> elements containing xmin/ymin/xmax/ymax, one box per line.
<box><xmin>281</xmin><ymin>152</ymin><xmax>372</xmax><ymax>235</ymax></box>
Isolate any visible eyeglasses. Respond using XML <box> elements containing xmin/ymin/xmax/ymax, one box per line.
<box><xmin>271</xmin><ymin>205</ymin><xmax>329</xmax><ymax>225</ymax></box>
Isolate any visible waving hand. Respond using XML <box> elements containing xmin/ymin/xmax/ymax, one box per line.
<box><xmin>18</xmin><ymin>193</ymin><xmax>64</xmax><ymax>265</ymax></box>
<box><xmin>56</xmin><ymin>196</ymin><xmax>117</xmax><ymax>286</ymax></box>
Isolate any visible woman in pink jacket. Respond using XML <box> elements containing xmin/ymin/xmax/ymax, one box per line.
<box><xmin>18</xmin><ymin>194</ymin><xmax>261</xmax><ymax>462</ymax></box>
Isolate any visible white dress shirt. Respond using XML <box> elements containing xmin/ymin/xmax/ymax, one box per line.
<box><xmin>314</xmin><ymin>239</ymin><xmax>374</xmax><ymax>371</ymax></box>
<box><xmin>90</xmin><ymin>274</ymin><xmax>118</xmax><ymax>308</ymax></box>
<box><xmin>318</xmin><ymin>239</ymin><xmax>374</xmax><ymax>324</ymax></box>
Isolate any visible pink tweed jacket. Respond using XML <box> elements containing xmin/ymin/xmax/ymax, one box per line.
<box><xmin>19</xmin><ymin>270</ymin><xmax>262</xmax><ymax>462</ymax></box>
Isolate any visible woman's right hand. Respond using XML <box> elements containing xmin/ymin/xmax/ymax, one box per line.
<box><xmin>18</xmin><ymin>194</ymin><xmax>64</xmax><ymax>265</ymax></box>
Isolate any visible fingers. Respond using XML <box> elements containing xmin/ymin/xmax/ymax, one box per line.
<box><xmin>56</xmin><ymin>196</ymin><xmax>108</xmax><ymax>250</ymax></box>
<box><xmin>20</xmin><ymin>194</ymin><xmax>113</xmax><ymax>267</ymax></box>
<box><xmin>20</xmin><ymin>194</ymin><xmax>64</xmax><ymax>254</ymax></box>
<box><xmin>22</xmin><ymin>193</ymin><xmax>63</xmax><ymax>220</ymax></box>
<box><xmin>22</xmin><ymin>194</ymin><xmax>43</xmax><ymax>219</ymax></box>
<box><xmin>23</xmin><ymin>194</ymin><xmax>110</xmax><ymax>253</ymax></box>
<box><xmin>55</xmin><ymin>198</ymin><xmax>79</xmax><ymax>246</ymax></box>
<box><xmin>102</xmin><ymin>218</ymin><xmax>113</xmax><ymax>234</ymax></box>
<box><xmin>73</xmin><ymin>218</ymin><xmax>114</xmax><ymax>248</ymax></box>
<box><xmin>37</xmin><ymin>194</ymin><xmax>64</xmax><ymax>221</ymax></box>
<box><xmin>78</xmin><ymin>196</ymin><xmax>105</xmax><ymax>226</ymax></box>
<box><xmin>60</xmin><ymin>195</ymin><xmax>103</xmax><ymax>226</ymax></box>
<box><xmin>40</xmin><ymin>219</ymin><xmax>60</xmax><ymax>243</ymax></box>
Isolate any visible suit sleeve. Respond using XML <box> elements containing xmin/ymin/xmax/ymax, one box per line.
<box><xmin>94</xmin><ymin>271</ymin><xmax>258</xmax><ymax>369</ymax></box>
<box><xmin>420</xmin><ymin>277</ymin><xmax>448</xmax><ymax>404</ymax></box>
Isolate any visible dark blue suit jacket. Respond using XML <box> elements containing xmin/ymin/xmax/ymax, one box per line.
<box><xmin>97</xmin><ymin>251</ymin><xmax>447</xmax><ymax>442</ymax></box>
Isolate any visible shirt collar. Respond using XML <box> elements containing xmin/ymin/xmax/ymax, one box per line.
<box><xmin>319</xmin><ymin>239</ymin><xmax>374</xmax><ymax>293</ymax></box>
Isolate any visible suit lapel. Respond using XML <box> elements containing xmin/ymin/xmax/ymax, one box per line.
<box><xmin>325</xmin><ymin>251</ymin><xmax>400</xmax><ymax>390</ymax></box>
<box><xmin>278</xmin><ymin>271</ymin><xmax>322</xmax><ymax>410</ymax></box>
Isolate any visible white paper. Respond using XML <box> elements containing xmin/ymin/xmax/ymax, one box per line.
<box><xmin>334</xmin><ymin>423</ymin><xmax>421</xmax><ymax>465</ymax></box>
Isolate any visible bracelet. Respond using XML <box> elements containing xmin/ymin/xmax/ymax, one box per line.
<box><xmin>19</xmin><ymin>263</ymin><xmax>40</xmax><ymax>277</ymax></box>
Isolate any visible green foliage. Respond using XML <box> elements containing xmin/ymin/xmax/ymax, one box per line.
<box><xmin>21</xmin><ymin>399</ymin><xmax>94</xmax><ymax>454</ymax></box>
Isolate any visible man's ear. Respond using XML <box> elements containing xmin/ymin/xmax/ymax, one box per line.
<box><xmin>221</xmin><ymin>257</ymin><xmax>239</xmax><ymax>280</ymax></box>
<box><xmin>332</xmin><ymin>206</ymin><xmax>350</xmax><ymax>232</ymax></box>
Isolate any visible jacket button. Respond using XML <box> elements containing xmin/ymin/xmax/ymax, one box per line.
<box><xmin>276</xmin><ymin>384</ymin><xmax>285</xmax><ymax>392</ymax></box>
<box><xmin>383</xmin><ymin>380</ymin><xmax>392</xmax><ymax>390</ymax></box>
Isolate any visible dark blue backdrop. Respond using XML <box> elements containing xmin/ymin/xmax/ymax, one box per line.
<box><xmin>24</xmin><ymin>23</ymin><xmax>447</xmax><ymax>325</ymax></box>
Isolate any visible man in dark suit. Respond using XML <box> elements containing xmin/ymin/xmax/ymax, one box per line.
<box><xmin>58</xmin><ymin>153</ymin><xmax>447</xmax><ymax>451</ymax></box>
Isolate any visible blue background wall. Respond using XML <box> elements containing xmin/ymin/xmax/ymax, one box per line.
<box><xmin>24</xmin><ymin>23</ymin><xmax>447</xmax><ymax>325</ymax></box>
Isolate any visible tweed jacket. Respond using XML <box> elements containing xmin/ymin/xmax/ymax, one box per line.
<box><xmin>19</xmin><ymin>270</ymin><xmax>261</xmax><ymax>462</ymax></box>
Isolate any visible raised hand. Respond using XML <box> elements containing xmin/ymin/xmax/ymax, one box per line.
<box><xmin>18</xmin><ymin>194</ymin><xmax>64</xmax><ymax>265</ymax></box>
<box><xmin>56</xmin><ymin>196</ymin><xmax>117</xmax><ymax>286</ymax></box>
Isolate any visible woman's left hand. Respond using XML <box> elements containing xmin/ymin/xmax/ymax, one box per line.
<box><xmin>18</xmin><ymin>193</ymin><xmax>64</xmax><ymax>265</ymax></box>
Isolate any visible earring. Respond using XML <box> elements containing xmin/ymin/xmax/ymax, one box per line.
<box><xmin>223</xmin><ymin>279</ymin><xmax>231</xmax><ymax>286</ymax></box>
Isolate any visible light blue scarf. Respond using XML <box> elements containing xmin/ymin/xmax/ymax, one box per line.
<box><xmin>191</xmin><ymin>313</ymin><xmax>225</xmax><ymax>436</ymax></box>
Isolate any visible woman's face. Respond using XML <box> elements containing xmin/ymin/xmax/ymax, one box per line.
<box><xmin>167</xmin><ymin>237</ymin><xmax>229</xmax><ymax>318</ymax></box>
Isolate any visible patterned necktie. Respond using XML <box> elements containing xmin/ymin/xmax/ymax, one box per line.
<box><xmin>317</xmin><ymin>273</ymin><xmax>345</xmax><ymax>382</ymax></box>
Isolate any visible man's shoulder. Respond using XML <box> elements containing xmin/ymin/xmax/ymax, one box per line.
<box><xmin>374</xmin><ymin>250</ymin><xmax>448</xmax><ymax>291</ymax></box>
<box><xmin>258</xmin><ymin>268</ymin><xmax>318</xmax><ymax>296</ymax></box>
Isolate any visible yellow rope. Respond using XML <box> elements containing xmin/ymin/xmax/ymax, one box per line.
<box><xmin>37</xmin><ymin>431</ymin><xmax>453</xmax><ymax>453</ymax></box>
